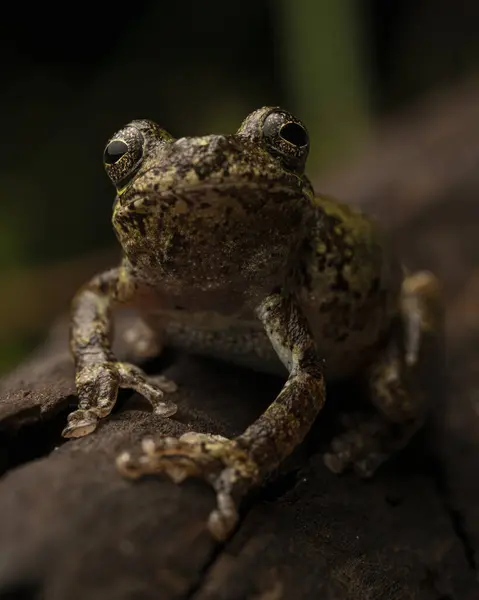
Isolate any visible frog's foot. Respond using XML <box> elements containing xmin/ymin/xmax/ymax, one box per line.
<box><xmin>323</xmin><ymin>412</ymin><xmax>418</xmax><ymax>477</ymax></box>
<box><xmin>122</xmin><ymin>318</ymin><xmax>163</xmax><ymax>359</ymax></box>
<box><xmin>116</xmin><ymin>432</ymin><xmax>259</xmax><ymax>540</ymax></box>
<box><xmin>62</xmin><ymin>362</ymin><xmax>178</xmax><ymax>439</ymax></box>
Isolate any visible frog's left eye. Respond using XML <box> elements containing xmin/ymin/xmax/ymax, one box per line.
<box><xmin>104</xmin><ymin>140</ymin><xmax>129</xmax><ymax>165</ymax></box>
<box><xmin>103</xmin><ymin>126</ymin><xmax>144</xmax><ymax>191</ymax></box>
<box><xmin>261</xmin><ymin>109</ymin><xmax>309</xmax><ymax>173</ymax></box>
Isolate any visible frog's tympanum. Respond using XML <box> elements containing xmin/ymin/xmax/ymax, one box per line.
<box><xmin>64</xmin><ymin>108</ymin><xmax>442</xmax><ymax>539</ymax></box>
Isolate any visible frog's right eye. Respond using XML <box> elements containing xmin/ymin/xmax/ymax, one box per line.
<box><xmin>103</xmin><ymin>126</ymin><xmax>144</xmax><ymax>191</ymax></box>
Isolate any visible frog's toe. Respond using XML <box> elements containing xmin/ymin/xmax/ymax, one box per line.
<box><xmin>324</xmin><ymin>430</ymin><xmax>360</xmax><ymax>473</ymax></box>
<box><xmin>116</xmin><ymin>363</ymin><xmax>178</xmax><ymax>418</ymax></box>
<box><xmin>324</xmin><ymin>412</ymin><xmax>401</xmax><ymax>477</ymax></box>
<box><xmin>323</xmin><ymin>417</ymin><xmax>381</xmax><ymax>475</ymax></box>
<box><xmin>149</xmin><ymin>374</ymin><xmax>179</xmax><ymax>394</ymax></box>
<box><xmin>323</xmin><ymin>450</ymin><xmax>349</xmax><ymax>474</ymax></box>
<box><xmin>151</xmin><ymin>401</ymin><xmax>178</xmax><ymax>418</ymax></box>
<box><xmin>116</xmin><ymin>434</ymin><xmax>257</xmax><ymax>540</ymax></box>
<box><xmin>62</xmin><ymin>408</ymin><xmax>100</xmax><ymax>438</ymax></box>
<box><xmin>352</xmin><ymin>453</ymin><xmax>389</xmax><ymax>478</ymax></box>
<box><xmin>179</xmin><ymin>431</ymin><xmax>229</xmax><ymax>444</ymax></box>
<box><xmin>116</xmin><ymin>435</ymin><xmax>225</xmax><ymax>482</ymax></box>
<box><xmin>207</xmin><ymin>489</ymin><xmax>240</xmax><ymax>541</ymax></box>
<box><xmin>324</xmin><ymin>447</ymin><xmax>388</xmax><ymax>478</ymax></box>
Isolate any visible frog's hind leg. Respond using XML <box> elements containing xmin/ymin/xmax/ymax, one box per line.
<box><xmin>119</xmin><ymin>316</ymin><xmax>178</xmax><ymax>392</ymax></box>
<box><xmin>121</xmin><ymin>315</ymin><xmax>163</xmax><ymax>360</ymax></box>
<box><xmin>324</xmin><ymin>271</ymin><xmax>444</xmax><ymax>477</ymax></box>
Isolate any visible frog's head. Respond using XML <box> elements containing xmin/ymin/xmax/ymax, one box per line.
<box><xmin>106</xmin><ymin>107</ymin><xmax>313</xmax><ymax>295</ymax></box>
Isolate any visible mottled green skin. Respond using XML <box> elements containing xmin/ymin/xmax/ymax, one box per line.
<box><xmin>65</xmin><ymin>108</ymin><xmax>442</xmax><ymax>540</ymax></box>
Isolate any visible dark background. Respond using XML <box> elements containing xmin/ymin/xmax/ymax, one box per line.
<box><xmin>1</xmin><ymin>0</ymin><xmax>479</xmax><ymax>371</ymax></box>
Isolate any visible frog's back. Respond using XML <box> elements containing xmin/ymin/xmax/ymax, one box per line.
<box><xmin>296</xmin><ymin>194</ymin><xmax>403</xmax><ymax>378</ymax></box>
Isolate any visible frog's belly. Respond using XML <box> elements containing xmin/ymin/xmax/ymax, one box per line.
<box><xmin>163</xmin><ymin>317</ymin><xmax>285</xmax><ymax>375</ymax></box>
<box><xmin>144</xmin><ymin>309</ymin><xmax>379</xmax><ymax>380</ymax></box>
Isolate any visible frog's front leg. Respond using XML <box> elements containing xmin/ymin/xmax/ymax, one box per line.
<box><xmin>117</xmin><ymin>293</ymin><xmax>326</xmax><ymax>540</ymax></box>
<box><xmin>62</xmin><ymin>266</ymin><xmax>178</xmax><ymax>438</ymax></box>
<box><xmin>324</xmin><ymin>271</ymin><xmax>443</xmax><ymax>477</ymax></box>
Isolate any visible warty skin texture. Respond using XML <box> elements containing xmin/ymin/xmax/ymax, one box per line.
<box><xmin>64</xmin><ymin>107</ymin><xmax>443</xmax><ymax>539</ymax></box>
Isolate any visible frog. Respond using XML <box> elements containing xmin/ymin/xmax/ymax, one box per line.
<box><xmin>62</xmin><ymin>107</ymin><xmax>443</xmax><ymax>541</ymax></box>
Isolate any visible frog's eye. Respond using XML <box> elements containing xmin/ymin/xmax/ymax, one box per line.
<box><xmin>278</xmin><ymin>122</ymin><xmax>309</xmax><ymax>147</ymax></box>
<box><xmin>261</xmin><ymin>109</ymin><xmax>309</xmax><ymax>173</ymax></box>
<box><xmin>103</xmin><ymin>125</ymin><xmax>144</xmax><ymax>191</ymax></box>
<box><xmin>104</xmin><ymin>140</ymin><xmax>129</xmax><ymax>165</ymax></box>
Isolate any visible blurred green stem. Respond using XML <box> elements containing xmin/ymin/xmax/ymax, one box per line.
<box><xmin>277</xmin><ymin>0</ymin><xmax>370</xmax><ymax>171</ymax></box>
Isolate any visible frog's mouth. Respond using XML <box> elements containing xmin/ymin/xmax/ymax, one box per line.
<box><xmin>121</xmin><ymin>179</ymin><xmax>309</xmax><ymax>213</ymax></box>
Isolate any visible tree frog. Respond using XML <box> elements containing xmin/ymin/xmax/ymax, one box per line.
<box><xmin>63</xmin><ymin>108</ymin><xmax>442</xmax><ymax>540</ymax></box>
